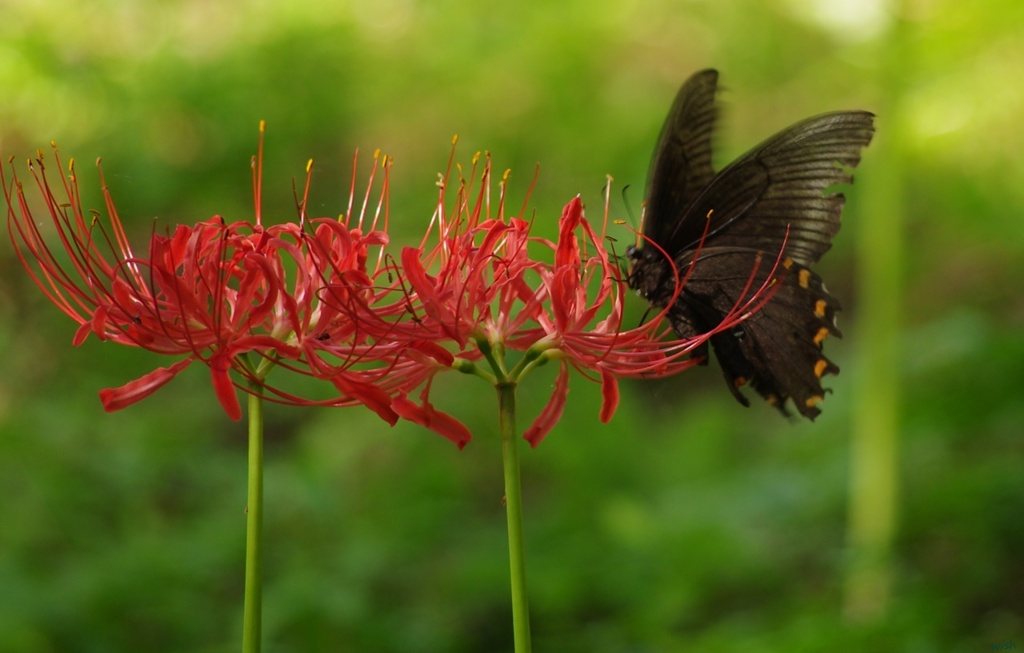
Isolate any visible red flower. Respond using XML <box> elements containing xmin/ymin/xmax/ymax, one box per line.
<box><xmin>383</xmin><ymin>153</ymin><xmax>781</xmax><ymax>447</ymax></box>
<box><xmin>2</xmin><ymin>126</ymin><xmax>400</xmax><ymax>421</ymax></box>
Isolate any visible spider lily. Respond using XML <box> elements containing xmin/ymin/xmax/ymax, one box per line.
<box><xmin>1</xmin><ymin>129</ymin><xmax>401</xmax><ymax>422</ymax></box>
<box><xmin>382</xmin><ymin>151</ymin><xmax>780</xmax><ymax>447</ymax></box>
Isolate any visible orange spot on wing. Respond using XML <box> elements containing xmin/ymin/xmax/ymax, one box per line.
<box><xmin>814</xmin><ymin>359</ymin><xmax>829</xmax><ymax>378</ymax></box>
<box><xmin>799</xmin><ymin>269</ymin><xmax>811</xmax><ymax>288</ymax></box>
<box><xmin>814</xmin><ymin>326</ymin><xmax>830</xmax><ymax>346</ymax></box>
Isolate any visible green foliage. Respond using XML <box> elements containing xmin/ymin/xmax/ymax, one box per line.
<box><xmin>1</xmin><ymin>1</ymin><xmax>1022</xmax><ymax>651</ymax></box>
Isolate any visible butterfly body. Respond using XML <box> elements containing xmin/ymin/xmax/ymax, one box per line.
<box><xmin>628</xmin><ymin>69</ymin><xmax>874</xmax><ymax>419</ymax></box>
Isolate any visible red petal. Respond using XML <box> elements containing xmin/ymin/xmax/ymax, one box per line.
<box><xmin>550</xmin><ymin>267</ymin><xmax>580</xmax><ymax>332</ymax></box>
<box><xmin>408</xmin><ymin>340</ymin><xmax>455</xmax><ymax>366</ymax></box>
<box><xmin>333</xmin><ymin>375</ymin><xmax>399</xmax><ymax>426</ymax></box>
<box><xmin>392</xmin><ymin>395</ymin><xmax>472</xmax><ymax>449</ymax></box>
<box><xmin>555</xmin><ymin>197</ymin><xmax>583</xmax><ymax>268</ymax></box>
<box><xmin>598</xmin><ymin>369</ymin><xmax>620</xmax><ymax>423</ymax></box>
<box><xmin>400</xmin><ymin>247</ymin><xmax>458</xmax><ymax>332</ymax></box>
<box><xmin>209</xmin><ymin>355</ymin><xmax>242</xmax><ymax>421</ymax></box>
<box><xmin>74</xmin><ymin>320</ymin><xmax>96</xmax><ymax>346</ymax></box>
<box><xmin>99</xmin><ymin>358</ymin><xmax>193</xmax><ymax>412</ymax></box>
<box><xmin>523</xmin><ymin>362</ymin><xmax>569</xmax><ymax>448</ymax></box>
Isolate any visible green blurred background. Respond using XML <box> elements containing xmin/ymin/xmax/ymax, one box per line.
<box><xmin>1</xmin><ymin>1</ymin><xmax>1022</xmax><ymax>651</ymax></box>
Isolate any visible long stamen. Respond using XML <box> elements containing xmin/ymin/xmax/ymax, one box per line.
<box><xmin>355</xmin><ymin>149</ymin><xmax>380</xmax><ymax>232</ymax></box>
<box><xmin>253</xmin><ymin>120</ymin><xmax>265</xmax><ymax>226</ymax></box>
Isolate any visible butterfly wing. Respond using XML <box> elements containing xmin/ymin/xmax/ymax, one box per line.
<box><xmin>666</xmin><ymin>111</ymin><xmax>875</xmax><ymax>265</ymax></box>
<box><xmin>636</xmin><ymin>72</ymin><xmax>875</xmax><ymax>419</ymax></box>
<box><xmin>668</xmin><ymin>247</ymin><xmax>842</xmax><ymax>419</ymax></box>
<box><xmin>643</xmin><ymin>69</ymin><xmax>720</xmax><ymax>250</ymax></box>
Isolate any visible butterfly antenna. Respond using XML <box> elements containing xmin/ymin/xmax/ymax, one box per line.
<box><xmin>619</xmin><ymin>184</ymin><xmax>639</xmax><ymax>229</ymax></box>
<box><xmin>636</xmin><ymin>305</ymin><xmax>654</xmax><ymax>329</ymax></box>
<box><xmin>621</xmin><ymin>184</ymin><xmax>650</xmax><ymax>250</ymax></box>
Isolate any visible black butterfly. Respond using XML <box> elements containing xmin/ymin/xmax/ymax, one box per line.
<box><xmin>627</xmin><ymin>69</ymin><xmax>875</xmax><ymax>419</ymax></box>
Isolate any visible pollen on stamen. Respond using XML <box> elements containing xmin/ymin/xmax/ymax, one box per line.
<box><xmin>253</xmin><ymin>120</ymin><xmax>267</xmax><ymax>226</ymax></box>
<box><xmin>298</xmin><ymin>157</ymin><xmax>315</xmax><ymax>227</ymax></box>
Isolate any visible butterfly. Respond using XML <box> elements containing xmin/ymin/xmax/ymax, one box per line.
<box><xmin>627</xmin><ymin>69</ymin><xmax>875</xmax><ymax>419</ymax></box>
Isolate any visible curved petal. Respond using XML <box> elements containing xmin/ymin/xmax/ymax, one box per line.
<box><xmin>98</xmin><ymin>357</ymin><xmax>194</xmax><ymax>412</ymax></box>
<box><xmin>598</xmin><ymin>369</ymin><xmax>620</xmax><ymax>423</ymax></box>
<box><xmin>555</xmin><ymin>197</ymin><xmax>583</xmax><ymax>268</ymax></box>
<box><xmin>209</xmin><ymin>354</ymin><xmax>242</xmax><ymax>421</ymax></box>
<box><xmin>333</xmin><ymin>374</ymin><xmax>399</xmax><ymax>426</ymax></box>
<box><xmin>392</xmin><ymin>395</ymin><xmax>472</xmax><ymax>449</ymax></box>
<box><xmin>523</xmin><ymin>362</ymin><xmax>569</xmax><ymax>448</ymax></box>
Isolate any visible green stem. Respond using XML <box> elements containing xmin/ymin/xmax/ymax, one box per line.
<box><xmin>497</xmin><ymin>381</ymin><xmax>532</xmax><ymax>653</ymax></box>
<box><xmin>477</xmin><ymin>337</ymin><xmax>508</xmax><ymax>379</ymax></box>
<box><xmin>242</xmin><ymin>382</ymin><xmax>265</xmax><ymax>653</ymax></box>
<box><xmin>845</xmin><ymin>8</ymin><xmax>907</xmax><ymax>623</ymax></box>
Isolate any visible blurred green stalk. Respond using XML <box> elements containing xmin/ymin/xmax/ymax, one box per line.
<box><xmin>845</xmin><ymin>16</ymin><xmax>908</xmax><ymax>620</ymax></box>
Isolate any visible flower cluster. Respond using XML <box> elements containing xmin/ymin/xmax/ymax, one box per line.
<box><xmin>389</xmin><ymin>152</ymin><xmax>722</xmax><ymax>445</ymax></box>
<box><xmin>3</xmin><ymin>126</ymin><xmax>399</xmax><ymax>422</ymax></box>
<box><xmin>3</xmin><ymin>128</ymin><xmax>770</xmax><ymax>447</ymax></box>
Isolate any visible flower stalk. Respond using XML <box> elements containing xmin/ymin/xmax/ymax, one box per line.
<box><xmin>242</xmin><ymin>375</ymin><xmax>266</xmax><ymax>653</ymax></box>
<box><xmin>498</xmin><ymin>380</ymin><xmax>532</xmax><ymax>653</ymax></box>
